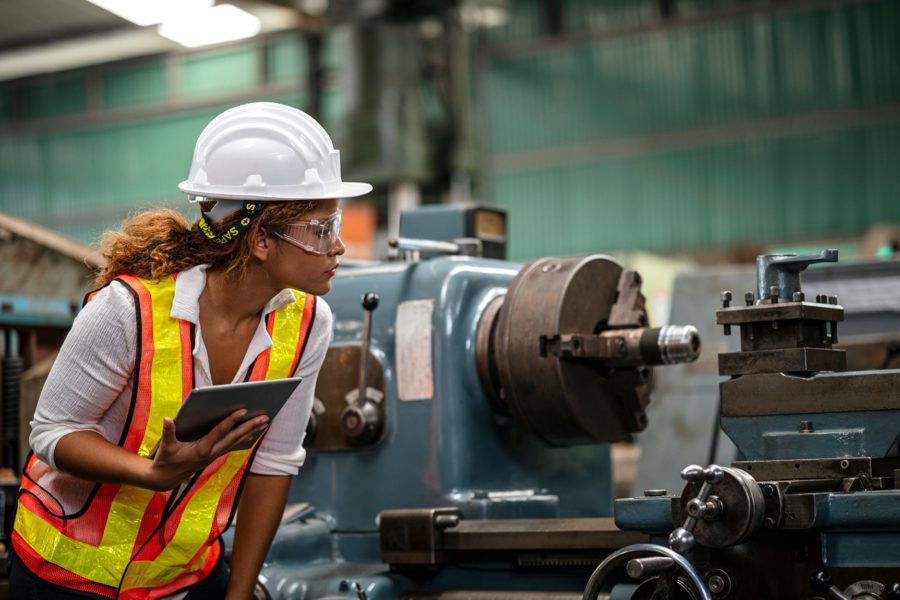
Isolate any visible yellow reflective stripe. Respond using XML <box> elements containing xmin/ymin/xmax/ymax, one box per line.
<box><xmin>120</xmin><ymin>451</ymin><xmax>249</xmax><ymax>590</ymax></box>
<box><xmin>100</xmin><ymin>277</ymin><xmax>182</xmax><ymax>552</ymax></box>
<box><xmin>121</xmin><ymin>290</ymin><xmax>307</xmax><ymax>590</ymax></box>
<box><xmin>268</xmin><ymin>290</ymin><xmax>306</xmax><ymax>379</ymax></box>
<box><xmin>15</xmin><ymin>504</ymin><xmax>124</xmax><ymax>586</ymax></box>
<box><xmin>13</xmin><ymin>276</ymin><xmax>184</xmax><ymax>585</ymax></box>
<box><xmin>138</xmin><ymin>276</ymin><xmax>184</xmax><ymax>458</ymax></box>
<box><xmin>121</xmin><ymin>546</ymin><xmax>211</xmax><ymax>593</ymax></box>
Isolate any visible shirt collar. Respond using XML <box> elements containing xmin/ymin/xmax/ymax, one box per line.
<box><xmin>170</xmin><ymin>264</ymin><xmax>299</xmax><ymax>324</ymax></box>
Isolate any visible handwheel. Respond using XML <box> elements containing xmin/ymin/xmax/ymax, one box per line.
<box><xmin>582</xmin><ymin>544</ymin><xmax>712</xmax><ymax>600</ymax></box>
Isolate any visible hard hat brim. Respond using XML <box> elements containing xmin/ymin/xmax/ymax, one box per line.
<box><xmin>178</xmin><ymin>181</ymin><xmax>373</xmax><ymax>201</ymax></box>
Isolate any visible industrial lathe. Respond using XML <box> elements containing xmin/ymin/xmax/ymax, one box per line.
<box><xmin>589</xmin><ymin>250</ymin><xmax>900</xmax><ymax>600</ymax></box>
<box><xmin>246</xmin><ymin>204</ymin><xmax>702</xmax><ymax>599</ymax></box>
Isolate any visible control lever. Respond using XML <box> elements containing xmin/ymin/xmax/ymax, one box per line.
<box><xmin>340</xmin><ymin>293</ymin><xmax>384</xmax><ymax>444</ymax></box>
<box><xmin>810</xmin><ymin>571</ymin><xmax>851</xmax><ymax>600</ymax></box>
<box><xmin>668</xmin><ymin>464</ymin><xmax>724</xmax><ymax>554</ymax></box>
<box><xmin>756</xmin><ymin>249</ymin><xmax>838</xmax><ymax>301</ymax></box>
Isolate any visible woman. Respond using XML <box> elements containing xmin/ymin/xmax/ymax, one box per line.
<box><xmin>11</xmin><ymin>102</ymin><xmax>372</xmax><ymax>599</ymax></box>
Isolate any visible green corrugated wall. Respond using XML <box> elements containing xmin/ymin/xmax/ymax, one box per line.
<box><xmin>0</xmin><ymin>2</ymin><xmax>897</xmax><ymax>255</ymax></box>
<box><xmin>0</xmin><ymin>33</ymin><xmax>332</xmax><ymax>242</ymax></box>
<box><xmin>485</xmin><ymin>0</ymin><xmax>900</xmax><ymax>259</ymax></box>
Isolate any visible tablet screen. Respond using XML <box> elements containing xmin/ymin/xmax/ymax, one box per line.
<box><xmin>173</xmin><ymin>378</ymin><xmax>302</xmax><ymax>449</ymax></box>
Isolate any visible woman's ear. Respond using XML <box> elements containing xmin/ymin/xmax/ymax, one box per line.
<box><xmin>251</xmin><ymin>226</ymin><xmax>273</xmax><ymax>261</ymax></box>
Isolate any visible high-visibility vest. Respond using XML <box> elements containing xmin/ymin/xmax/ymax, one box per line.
<box><xmin>12</xmin><ymin>274</ymin><xmax>316</xmax><ymax>598</ymax></box>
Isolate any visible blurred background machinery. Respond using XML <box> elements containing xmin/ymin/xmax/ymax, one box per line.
<box><xmin>596</xmin><ymin>250</ymin><xmax>900</xmax><ymax>600</ymax></box>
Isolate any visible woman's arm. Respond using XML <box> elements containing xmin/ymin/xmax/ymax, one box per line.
<box><xmin>226</xmin><ymin>473</ymin><xmax>292</xmax><ymax>599</ymax></box>
<box><xmin>55</xmin><ymin>413</ymin><xmax>270</xmax><ymax>492</ymax></box>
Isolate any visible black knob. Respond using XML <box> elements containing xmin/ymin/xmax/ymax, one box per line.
<box><xmin>810</xmin><ymin>571</ymin><xmax>833</xmax><ymax>593</ymax></box>
<box><xmin>886</xmin><ymin>583</ymin><xmax>900</xmax><ymax>600</ymax></box>
<box><xmin>361</xmin><ymin>292</ymin><xmax>380</xmax><ymax>311</ymax></box>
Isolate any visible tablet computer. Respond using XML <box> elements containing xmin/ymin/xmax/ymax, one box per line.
<box><xmin>168</xmin><ymin>378</ymin><xmax>302</xmax><ymax>452</ymax></box>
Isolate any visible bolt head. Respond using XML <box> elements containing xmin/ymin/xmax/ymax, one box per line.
<box><xmin>762</xmin><ymin>484</ymin><xmax>774</xmax><ymax>497</ymax></box>
<box><xmin>687</xmin><ymin>498</ymin><xmax>706</xmax><ymax>518</ymax></box>
<box><xmin>744</xmin><ymin>291</ymin><xmax>754</xmax><ymax>306</ymax></box>
<box><xmin>720</xmin><ymin>291</ymin><xmax>732</xmax><ymax>307</ymax></box>
<box><xmin>707</xmin><ymin>574</ymin><xmax>726</xmax><ymax>593</ymax></box>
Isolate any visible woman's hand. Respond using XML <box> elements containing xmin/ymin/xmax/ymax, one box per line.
<box><xmin>143</xmin><ymin>410</ymin><xmax>269</xmax><ymax>492</ymax></box>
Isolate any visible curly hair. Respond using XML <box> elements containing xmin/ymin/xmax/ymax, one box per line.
<box><xmin>95</xmin><ymin>201</ymin><xmax>315</xmax><ymax>285</ymax></box>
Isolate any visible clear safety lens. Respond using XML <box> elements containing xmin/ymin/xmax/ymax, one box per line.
<box><xmin>273</xmin><ymin>210</ymin><xmax>342</xmax><ymax>255</ymax></box>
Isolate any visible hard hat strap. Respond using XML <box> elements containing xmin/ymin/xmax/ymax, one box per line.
<box><xmin>197</xmin><ymin>201</ymin><xmax>262</xmax><ymax>246</ymax></box>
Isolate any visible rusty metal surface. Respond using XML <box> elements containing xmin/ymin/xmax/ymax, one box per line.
<box><xmin>492</xmin><ymin>255</ymin><xmax>652</xmax><ymax>446</ymax></box>
<box><xmin>307</xmin><ymin>345</ymin><xmax>386</xmax><ymax>452</ymax></box>
<box><xmin>475</xmin><ymin>295</ymin><xmax>506</xmax><ymax>415</ymax></box>
<box><xmin>720</xmin><ymin>371</ymin><xmax>900</xmax><ymax>417</ymax></box>
<box><xmin>736</xmin><ymin>321</ymin><xmax>841</xmax><ymax>353</ymax></box>
<box><xmin>380</xmin><ymin>508</ymin><xmax>462</xmax><ymax>565</ymax></box>
<box><xmin>716</xmin><ymin>303</ymin><xmax>843</xmax><ymax>325</ymax></box>
<box><xmin>676</xmin><ymin>467</ymin><xmax>765</xmax><ymax>549</ymax></box>
<box><xmin>734</xmin><ymin>458</ymin><xmax>874</xmax><ymax>482</ymax></box>
<box><xmin>379</xmin><ymin>509</ymin><xmax>648</xmax><ymax>568</ymax></box>
<box><xmin>718</xmin><ymin>347</ymin><xmax>847</xmax><ymax>376</ymax></box>
<box><xmin>441</xmin><ymin>518</ymin><xmax>648</xmax><ymax>551</ymax></box>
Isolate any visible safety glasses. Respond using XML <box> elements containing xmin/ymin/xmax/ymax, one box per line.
<box><xmin>271</xmin><ymin>210</ymin><xmax>342</xmax><ymax>255</ymax></box>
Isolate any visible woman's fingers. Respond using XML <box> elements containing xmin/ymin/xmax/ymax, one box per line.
<box><xmin>161</xmin><ymin>417</ymin><xmax>177</xmax><ymax>442</ymax></box>
<box><xmin>210</xmin><ymin>415</ymin><xmax>268</xmax><ymax>456</ymax></box>
<box><xmin>154</xmin><ymin>410</ymin><xmax>267</xmax><ymax>480</ymax></box>
<box><xmin>214</xmin><ymin>409</ymin><xmax>249</xmax><ymax>435</ymax></box>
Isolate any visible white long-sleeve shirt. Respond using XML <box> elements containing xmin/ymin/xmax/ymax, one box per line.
<box><xmin>29</xmin><ymin>264</ymin><xmax>332</xmax><ymax>516</ymax></box>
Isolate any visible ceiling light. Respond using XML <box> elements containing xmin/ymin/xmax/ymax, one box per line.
<box><xmin>85</xmin><ymin>0</ymin><xmax>214</xmax><ymax>27</ymax></box>
<box><xmin>157</xmin><ymin>4</ymin><xmax>262</xmax><ymax>48</ymax></box>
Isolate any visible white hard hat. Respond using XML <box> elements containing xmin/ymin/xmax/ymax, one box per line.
<box><xmin>179</xmin><ymin>102</ymin><xmax>372</xmax><ymax>202</ymax></box>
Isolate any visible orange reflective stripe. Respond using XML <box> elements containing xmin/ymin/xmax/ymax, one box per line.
<box><xmin>14</xmin><ymin>279</ymin><xmax>314</xmax><ymax>597</ymax></box>
<box><xmin>267</xmin><ymin>290</ymin><xmax>308</xmax><ymax>379</ymax></box>
<box><xmin>119</xmin><ymin>543</ymin><xmax>219</xmax><ymax>600</ymax></box>
<box><xmin>289</xmin><ymin>294</ymin><xmax>316</xmax><ymax>376</ymax></box>
<box><xmin>13</xmin><ymin>276</ymin><xmax>185</xmax><ymax>587</ymax></box>
<box><xmin>122</xmin><ymin>291</ymin><xmax>310</xmax><ymax>591</ymax></box>
<box><xmin>122</xmin><ymin>290</ymin><xmax>310</xmax><ymax>591</ymax></box>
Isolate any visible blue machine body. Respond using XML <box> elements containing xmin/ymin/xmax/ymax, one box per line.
<box><xmin>602</xmin><ymin>256</ymin><xmax>900</xmax><ymax>598</ymax></box>
<box><xmin>239</xmin><ymin>256</ymin><xmax>616</xmax><ymax>598</ymax></box>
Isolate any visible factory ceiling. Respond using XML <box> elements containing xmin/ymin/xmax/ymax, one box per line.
<box><xmin>0</xmin><ymin>0</ymin><xmax>133</xmax><ymax>52</ymax></box>
<box><xmin>0</xmin><ymin>0</ymin><xmax>303</xmax><ymax>82</ymax></box>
